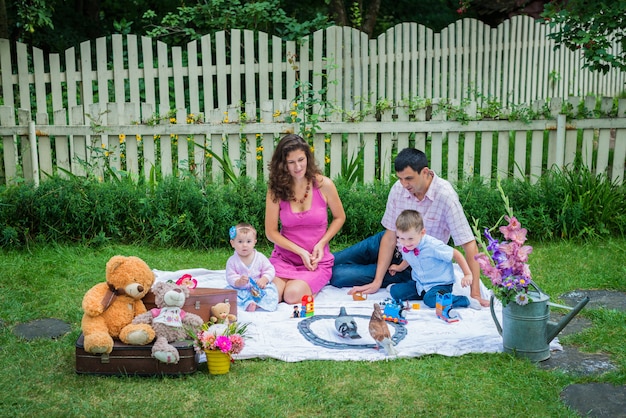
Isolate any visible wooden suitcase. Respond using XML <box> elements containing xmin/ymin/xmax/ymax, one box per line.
<box><xmin>142</xmin><ymin>287</ymin><xmax>238</xmax><ymax>322</ymax></box>
<box><xmin>75</xmin><ymin>333</ymin><xmax>197</xmax><ymax>376</ymax></box>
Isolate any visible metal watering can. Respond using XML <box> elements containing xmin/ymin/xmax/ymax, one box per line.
<box><xmin>490</xmin><ymin>283</ymin><xmax>589</xmax><ymax>362</ymax></box>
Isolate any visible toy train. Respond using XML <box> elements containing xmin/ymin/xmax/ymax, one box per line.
<box><xmin>380</xmin><ymin>298</ymin><xmax>408</xmax><ymax>324</ymax></box>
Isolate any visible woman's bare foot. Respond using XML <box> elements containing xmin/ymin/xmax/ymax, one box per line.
<box><xmin>246</xmin><ymin>302</ymin><xmax>257</xmax><ymax>312</ymax></box>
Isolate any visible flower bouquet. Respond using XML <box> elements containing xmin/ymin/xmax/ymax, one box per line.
<box><xmin>187</xmin><ymin>321</ymin><xmax>249</xmax><ymax>374</ymax></box>
<box><xmin>473</xmin><ymin>181</ymin><xmax>534</xmax><ymax>307</ymax></box>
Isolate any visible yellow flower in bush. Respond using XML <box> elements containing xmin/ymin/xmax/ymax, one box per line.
<box><xmin>169</xmin><ymin>117</ymin><xmax>176</xmax><ymax>124</ymax></box>
<box><xmin>136</xmin><ymin>134</ymin><xmax>141</xmax><ymax>141</ymax></box>
<box><xmin>273</xmin><ymin>110</ymin><xmax>281</xmax><ymax>117</ymax></box>
<box><xmin>325</xmin><ymin>155</ymin><xmax>330</xmax><ymax>164</ymax></box>
<box><xmin>119</xmin><ymin>134</ymin><xmax>125</xmax><ymax>143</ymax></box>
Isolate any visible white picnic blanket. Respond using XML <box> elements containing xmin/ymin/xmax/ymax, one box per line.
<box><xmin>153</xmin><ymin>266</ymin><xmax>560</xmax><ymax>362</ymax></box>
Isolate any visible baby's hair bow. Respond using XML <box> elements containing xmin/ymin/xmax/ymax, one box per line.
<box><xmin>229</xmin><ymin>226</ymin><xmax>237</xmax><ymax>239</ymax></box>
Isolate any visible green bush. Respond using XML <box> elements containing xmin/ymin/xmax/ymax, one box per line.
<box><xmin>0</xmin><ymin>163</ymin><xmax>624</xmax><ymax>249</ymax></box>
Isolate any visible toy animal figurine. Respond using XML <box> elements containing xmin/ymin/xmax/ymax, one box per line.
<box><xmin>368</xmin><ymin>303</ymin><xmax>398</xmax><ymax>356</ymax></box>
<box><xmin>335</xmin><ymin>307</ymin><xmax>361</xmax><ymax>339</ymax></box>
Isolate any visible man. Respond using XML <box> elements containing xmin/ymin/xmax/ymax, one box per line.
<box><xmin>330</xmin><ymin>148</ymin><xmax>489</xmax><ymax>307</ymax></box>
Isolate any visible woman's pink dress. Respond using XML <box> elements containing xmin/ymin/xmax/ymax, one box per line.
<box><xmin>269</xmin><ymin>186</ymin><xmax>334</xmax><ymax>294</ymax></box>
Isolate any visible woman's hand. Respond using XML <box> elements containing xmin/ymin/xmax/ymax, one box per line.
<box><xmin>309</xmin><ymin>242</ymin><xmax>325</xmax><ymax>271</ymax></box>
<box><xmin>298</xmin><ymin>249</ymin><xmax>316</xmax><ymax>271</ymax></box>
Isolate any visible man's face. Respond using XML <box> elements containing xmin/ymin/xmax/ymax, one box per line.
<box><xmin>396</xmin><ymin>166</ymin><xmax>430</xmax><ymax>196</ymax></box>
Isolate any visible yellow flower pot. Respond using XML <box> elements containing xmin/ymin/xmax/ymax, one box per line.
<box><xmin>205</xmin><ymin>350</ymin><xmax>231</xmax><ymax>375</ymax></box>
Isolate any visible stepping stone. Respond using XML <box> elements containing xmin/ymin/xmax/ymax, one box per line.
<box><xmin>561</xmin><ymin>383</ymin><xmax>626</xmax><ymax>417</ymax></box>
<box><xmin>13</xmin><ymin>318</ymin><xmax>71</xmax><ymax>340</ymax></box>
<box><xmin>538</xmin><ymin>346</ymin><xmax>617</xmax><ymax>376</ymax></box>
<box><xmin>560</xmin><ymin>290</ymin><xmax>626</xmax><ymax>311</ymax></box>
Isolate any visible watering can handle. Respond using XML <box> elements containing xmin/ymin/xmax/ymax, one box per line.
<box><xmin>529</xmin><ymin>281</ymin><xmax>544</xmax><ymax>295</ymax></box>
<box><xmin>489</xmin><ymin>295</ymin><xmax>502</xmax><ymax>336</ymax></box>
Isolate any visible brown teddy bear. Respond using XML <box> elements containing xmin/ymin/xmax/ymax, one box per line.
<box><xmin>132</xmin><ymin>281</ymin><xmax>204</xmax><ymax>364</ymax></box>
<box><xmin>81</xmin><ymin>255</ymin><xmax>156</xmax><ymax>354</ymax></box>
<box><xmin>210</xmin><ymin>302</ymin><xmax>237</xmax><ymax>325</ymax></box>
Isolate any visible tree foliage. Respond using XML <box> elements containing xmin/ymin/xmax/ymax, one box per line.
<box><xmin>542</xmin><ymin>0</ymin><xmax>626</xmax><ymax>73</ymax></box>
<box><xmin>2</xmin><ymin>0</ymin><xmax>466</xmax><ymax>52</ymax></box>
<box><xmin>143</xmin><ymin>0</ymin><xmax>331</xmax><ymax>44</ymax></box>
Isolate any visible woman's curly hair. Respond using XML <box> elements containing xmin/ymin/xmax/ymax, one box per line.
<box><xmin>268</xmin><ymin>134</ymin><xmax>322</xmax><ymax>202</ymax></box>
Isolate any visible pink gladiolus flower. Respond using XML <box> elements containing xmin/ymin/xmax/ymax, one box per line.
<box><xmin>476</xmin><ymin>213</ymin><xmax>534</xmax><ymax>306</ymax></box>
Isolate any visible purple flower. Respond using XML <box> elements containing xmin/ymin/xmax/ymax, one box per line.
<box><xmin>485</xmin><ymin>229</ymin><xmax>499</xmax><ymax>251</ymax></box>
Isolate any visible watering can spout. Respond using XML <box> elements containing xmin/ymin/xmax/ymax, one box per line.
<box><xmin>546</xmin><ymin>296</ymin><xmax>590</xmax><ymax>343</ymax></box>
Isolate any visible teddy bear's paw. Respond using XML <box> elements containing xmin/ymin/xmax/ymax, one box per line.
<box><xmin>88</xmin><ymin>345</ymin><xmax>110</xmax><ymax>354</ymax></box>
<box><xmin>154</xmin><ymin>350</ymin><xmax>179</xmax><ymax>364</ymax></box>
<box><xmin>125</xmin><ymin>329</ymin><xmax>152</xmax><ymax>345</ymax></box>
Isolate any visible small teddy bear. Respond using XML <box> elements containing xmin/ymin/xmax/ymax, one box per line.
<box><xmin>132</xmin><ymin>281</ymin><xmax>204</xmax><ymax>364</ymax></box>
<box><xmin>210</xmin><ymin>302</ymin><xmax>237</xmax><ymax>326</ymax></box>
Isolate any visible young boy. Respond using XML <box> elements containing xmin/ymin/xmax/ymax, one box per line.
<box><xmin>387</xmin><ymin>210</ymin><xmax>481</xmax><ymax>311</ymax></box>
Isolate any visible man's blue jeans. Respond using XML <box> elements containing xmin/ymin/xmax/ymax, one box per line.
<box><xmin>330</xmin><ymin>231</ymin><xmax>413</xmax><ymax>288</ymax></box>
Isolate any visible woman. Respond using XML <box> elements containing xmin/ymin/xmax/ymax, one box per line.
<box><xmin>265</xmin><ymin>134</ymin><xmax>346</xmax><ymax>304</ymax></box>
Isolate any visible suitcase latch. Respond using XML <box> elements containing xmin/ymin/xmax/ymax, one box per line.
<box><xmin>101</xmin><ymin>353</ymin><xmax>110</xmax><ymax>364</ymax></box>
<box><xmin>195</xmin><ymin>301</ymin><xmax>200</xmax><ymax>310</ymax></box>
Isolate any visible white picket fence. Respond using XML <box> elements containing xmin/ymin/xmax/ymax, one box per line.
<box><xmin>1</xmin><ymin>97</ymin><xmax>625</xmax><ymax>187</ymax></box>
<box><xmin>0</xmin><ymin>16</ymin><xmax>624</xmax><ymax>123</ymax></box>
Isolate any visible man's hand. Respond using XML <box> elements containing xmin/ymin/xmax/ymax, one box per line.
<box><xmin>348</xmin><ymin>282</ymin><xmax>381</xmax><ymax>296</ymax></box>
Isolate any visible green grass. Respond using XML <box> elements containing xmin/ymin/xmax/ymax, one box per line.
<box><xmin>0</xmin><ymin>240</ymin><xmax>625</xmax><ymax>417</ymax></box>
